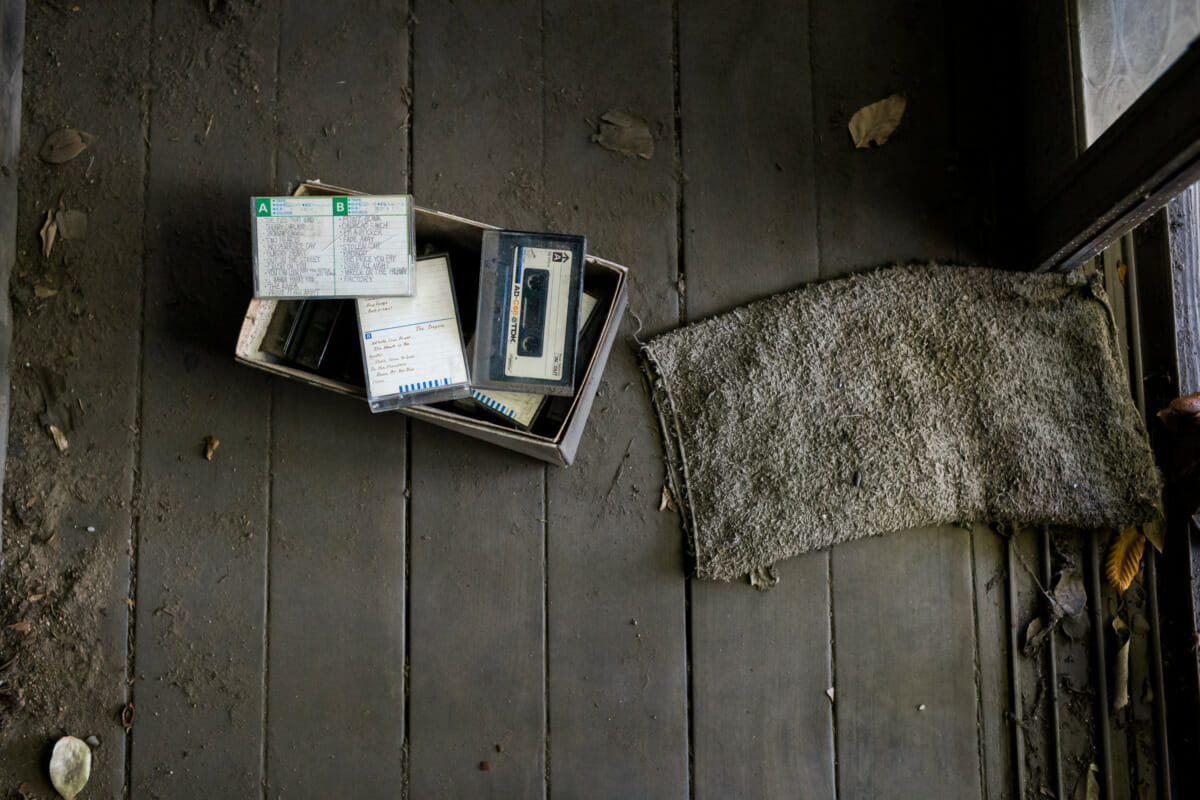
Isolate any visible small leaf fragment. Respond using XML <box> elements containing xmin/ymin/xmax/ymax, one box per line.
<box><xmin>49</xmin><ymin>735</ymin><xmax>92</xmax><ymax>800</ymax></box>
<box><xmin>1111</xmin><ymin>616</ymin><xmax>1130</xmax><ymax>713</ymax></box>
<box><xmin>1117</xmin><ymin>261</ymin><xmax>1128</xmax><ymax>282</ymax></box>
<box><xmin>39</xmin><ymin>129</ymin><xmax>97</xmax><ymax>164</ymax></box>
<box><xmin>591</xmin><ymin>110</ymin><xmax>654</xmax><ymax>159</ymax></box>
<box><xmin>658</xmin><ymin>484</ymin><xmax>677</xmax><ymax>512</ymax></box>
<box><xmin>48</xmin><ymin>424</ymin><xmax>69</xmax><ymax>453</ymax></box>
<box><xmin>6</xmin><ymin>620</ymin><xmax>31</xmax><ymax>634</ymax></box>
<box><xmin>34</xmin><ymin>284</ymin><xmax>58</xmax><ymax>299</ymax></box>
<box><xmin>1022</xmin><ymin>616</ymin><xmax>1051</xmax><ymax>656</ymax></box>
<box><xmin>1142</xmin><ymin>519</ymin><xmax>1164</xmax><ymax>553</ymax></box>
<box><xmin>203</xmin><ymin>435</ymin><xmax>220</xmax><ymax>461</ymax></box>
<box><xmin>40</xmin><ymin>210</ymin><xmax>57</xmax><ymax>258</ymax></box>
<box><xmin>1105</xmin><ymin>527</ymin><xmax>1144</xmax><ymax>594</ymax></box>
<box><xmin>1113</xmin><ymin>642</ymin><xmax>1131</xmax><ymax>713</ymax></box>
<box><xmin>848</xmin><ymin>92</ymin><xmax>907</xmax><ymax>148</ymax></box>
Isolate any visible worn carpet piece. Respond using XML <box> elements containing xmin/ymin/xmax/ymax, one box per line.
<box><xmin>642</xmin><ymin>265</ymin><xmax>1163</xmax><ymax>581</ymax></box>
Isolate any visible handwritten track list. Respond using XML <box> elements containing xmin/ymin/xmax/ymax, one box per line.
<box><xmin>252</xmin><ymin>195</ymin><xmax>414</xmax><ymax>298</ymax></box>
<box><xmin>357</xmin><ymin>254</ymin><xmax>469</xmax><ymax>406</ymax></box>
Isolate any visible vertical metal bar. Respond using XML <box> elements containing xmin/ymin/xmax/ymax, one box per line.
<box><xmin>1122</xmin><ymin>234</ymin><xmax>1147</xmax><ymax>416</ymax></box>
<box><xmin>1125</xmin><ymin>227</ymin><xmax>1173</xmax><ymax>799</ymax></box>
<box><xmin>1006</xmin><ymin>533</ymin><xmax>1027</xmax><ymax>799</ymax></box>
<box><xmin>1087</xmin><ymin>533</ymin><xmax>1116</xmax><ymax>800</ymax></box>
<box><xmin>1041</xmin><ymin>529</ymin><xmax>1066</xmax><ymax>800</ymax></box>
<box><xmin>1145</xmin><ymin>551</ymin><xmax>1173</xmax><ymax>800</ymax></box>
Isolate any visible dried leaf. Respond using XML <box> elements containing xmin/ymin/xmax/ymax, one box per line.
<box><xmin>1112</xmin><ymin>616</ymin><xmax>1130</xmax><ymax>713</ymax></box>
<box><xmin>120</xmin><ymin>702</ymin><xmax>134</xmax><ymax>731</ymax></box>
<box><xmin>1142</xmin><ymin>519</ymin><xmax>1164</xmax><ymax>553</ymax></box>
<box><xmin>1050</xmin><ymin>569</ymin><xmax>1087</xmax><ymax>618</ymax></box>
<box><xmin>1157</xmin><ymin>391</ymin><xmax>1200</xmax><ymax>429</ymax></box>
<box><xmin>40</xmin><ymin>210</ymin><xmax>57</xmax><ymax>258</ymax></box>
<box><xmin>1113</xmin><ymin>642</ymin><xmax>1131</xmax><ymax>712</ymax></box>
<box><xmin>1022</xmin><ymin>616</ymin><xmax>1051</xmax><ymax>655</ymax></box>
<box><xmin>55</xmin><ymin>209</ymin><xmax>88</xmax><ymax>240</ymax></box>
<box><xmin>591</xmin><ymin>111</ymin><xmax>654</xmax><ymax>159</ymax></box>
<box><xmin>34</xmin><ymin>284</ymin><xmax>58</xmax><ymax>299</ymax></box>
<box><xmin>6</xmin><ymin>620</ymin><xmax>31</xmax><ymax>634</ymax></box>
<box><xmin>658</xmin><ymin>484</ymin><xmax>677</xmax><ymax>512</ymax></box>
<box><xmin>1117</xmin><ymin>261</ymin><xmax>1128</xmax><ymax>282</ymax></box>
<box><xmin>48</xmin><ymin>424</ymin><xmax>69</xmax><ymax>453</ymax></box>
<box><xmin>748</xmin><ymin>565</ymin><xmax>779</xmax><ymax>591</ymax></box>
<box><xmin>204</xmin><ymin>435</ymin><xmax>220</xmax><ymax>461</ymax></box>
<box><xmin>39</xmin><ymin>128</ymin><xmax>97</xmax><ymax>164</ymax></box>
<box><xmin>1086</xmin><ymin>763</ymin><xmax>1100</xmax><ymax>800</ymax></box>
<box><xmin>1105</xmin><ymin>527</ymin><xmax>1144</xmax><ymax>594</ymax></box>
<box><xmin>49</xmin><ymin>736</ymin><xmax>92</xmax><ymax>800</ymax></box>
<box><xmin>848</xmin><ymin>92</ymin><xmax>907</xmax><ymax>148</ymax></box>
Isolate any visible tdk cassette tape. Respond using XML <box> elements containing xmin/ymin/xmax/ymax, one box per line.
<box><xmin>473</xmin><ymin>229</ymin><xmax>585</xmax><ymax>396</ymax></box>
<box><xmin>470</xmin><ymin>291</ymin><xmax>601</xmax><ymax>429</ymax></box>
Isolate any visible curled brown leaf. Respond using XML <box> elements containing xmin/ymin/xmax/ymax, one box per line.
<box><xmin>1105</xmin><ymin>526</ymin><xmax>1144</xmax><ymax>594</ymax></box>
<box><xmin>39</xmin><ymin>128</ymin><xmax>97</xmax><ymax>164</ymax></box>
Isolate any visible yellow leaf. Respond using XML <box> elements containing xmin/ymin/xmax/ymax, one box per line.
<box><xmin>848</xmin><ymin>93</ymin><xmax>907</xmax><ymax>148</ymax></box>
<box><xmin>1105</xmin><ymin>527</ymin><xmax>1145</xmax><ymax>594</ymax></box>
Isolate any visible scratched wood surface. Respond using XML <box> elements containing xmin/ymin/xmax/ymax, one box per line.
<box><xmin>0</xmin><ymin>1</ymin><xmax>1177</xmax><ymax>798</ymax></box>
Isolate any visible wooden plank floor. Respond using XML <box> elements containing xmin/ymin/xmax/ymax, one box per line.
<box><xmin>0</xmin><ymin>1</ymin><xmax>1171</xmax><ymax>798</ymax></box>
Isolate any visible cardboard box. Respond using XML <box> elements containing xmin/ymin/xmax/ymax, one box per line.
<box><xmin>235</xmin><ymin>182</ymin><xmax>629</xmax><ymax>466</ymax></box>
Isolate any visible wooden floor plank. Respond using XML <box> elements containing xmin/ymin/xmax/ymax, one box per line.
<box><xmin>262</xmin><ymin>2</ymin><xmax>410</xmax><ymax>794</ymax></box>
<box><xmin>811</xmin><ymin>0</ymin><xmax>958</xmax><ymax>276</ymax></box>
<box><xmin>541</xmin><ymin>2</ymin><xmax>688</xmax><ymax>796</ymax></box>
<box><xmin>1048</xmin><ymin>530</ymin><xmax>1102</xmax><ymax>799</ymax></box>
<box><xmin>408</xmin><ymin>2</ymin><xmax>547</xmax><ymax>796</ymax></box>
<box><xmin>266</xmin><ymin>391</ymin><xmax>408</xmax><ymax>794</ymax></box>
<box><xmin>832</xmin><ymin>527</ymin><xmax>982</xmax><ymax>799</ymax></box>
<box><xmin>972</xmin><ymin>526</ymin><xmax>1015</xmax><ymax>800</ymax></box>
<box><xmin>274</xmin><ymin>0</ymin><xmax>411</xmax><ymax>194</ymax></box>
<box><xmin>691</xmin><ymin>561</ymin><xmax>835</xmax><ymax>800</ymax></box>
<box><xmin>1009</xmin><ymin>527</ymin><xmax>1056</xmax><ymax>797</ymax></box>
<box><xmin>407</xmin><ymin>441</ymin><xmax>546</xmax><ymax>798</ymax></box>
<box><xmin>678</xmin><ymin>2</ymin><xmax>835</xmax><ymax>796</ymax></box>
<box><xmin>0</xmin><ymin>1</ymin><xmax>148</xmax><ymax>793</ymax></box>
<box><xmin>805</xmin><ymin>3</ymin><xmax>988</xmax><ymax>796</ymax></box>
<box><xmin>130</xmin><ymin>2</ymin><xmax>279</xmax><ymax>795</ymax></box>
<box><xmin>677</xmin><ymin>0</ymin><xmax>820</xmax><ymax>321</ymax></box>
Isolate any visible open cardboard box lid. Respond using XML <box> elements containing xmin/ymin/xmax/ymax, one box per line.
<box><xmin>235</xmin><ymin>181</ymin><xmax>629</xmax><ymax>466</ymax></box>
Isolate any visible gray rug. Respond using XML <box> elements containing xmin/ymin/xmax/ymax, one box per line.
<box><xmin>642</xmin><ymin>265</ymin><xmax>1163</xmax><ymax>581</ymax></box>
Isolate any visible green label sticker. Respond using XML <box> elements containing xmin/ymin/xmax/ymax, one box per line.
<box><xmin>332</xmin><ymin>197</ymin><xmax>349</xmax><ymax>216</ymax></box>
<box><xmin>255</xmin><ymin>199</ymin><xmax>271</xmax><ymax>217</ymax></box>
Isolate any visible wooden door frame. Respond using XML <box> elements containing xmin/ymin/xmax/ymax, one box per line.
<box><xmin>1028</xmin><ymin>42</ymin><xmax>1200</xmax><ymax>273</ymax></box>
<box><xmin>1017</xmin><ymin>17</ymin><xmax>1200</xmax><ymax>794</ymax></box>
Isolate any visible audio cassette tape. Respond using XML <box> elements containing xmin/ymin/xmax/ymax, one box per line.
<box><xmin>472</xmin><ymin>230</ymin><xmax>585</xmax><ymax>396</ymax></box>
<box><xmin>356</xmin><ymin>253</ymin><xmax>472</xmax><ymax>412</ymax></box>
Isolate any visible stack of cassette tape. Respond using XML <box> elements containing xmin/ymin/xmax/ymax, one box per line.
<box><xmin>251</xmin><ymin>192</ymin><xmax>592</xmax><ymax>430</ymax></box>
